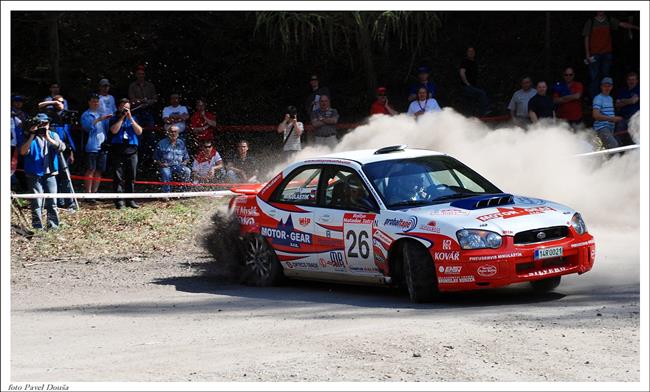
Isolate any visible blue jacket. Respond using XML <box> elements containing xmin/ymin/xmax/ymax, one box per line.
<box><xmin>23</xmin><ymin>131</ymin><xmax>66</xmax><ymax>176</ymax></box>
<box><xmin>81</xmin><ymin>109</ymin><xmax>106</xmax><ymax>152</ymax></box>
<box><xmin>108</xmin><ymin>115</ymin><xmax>139</xmax><ymax>146</ymax></box>
<box><xmin>51</xmin><ymin>123</ymin><xmax>76</xmax><ymax>151</ymax></box>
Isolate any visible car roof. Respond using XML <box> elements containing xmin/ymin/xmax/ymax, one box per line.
<box><xmin>303</xmin><ymin>147</ymin><xmax>447</xmax><ymax>165</ymax></box>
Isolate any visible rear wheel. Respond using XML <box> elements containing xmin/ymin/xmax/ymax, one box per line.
<box><xmin>530</xmin><ymin>276</ymin><xmax>561</xmax><ymax>292</ymax></box>
<box><xmin>402</xmin><ymin>241</ymin><xmax>439</xmax><ymax>302</ymax></box>
<box><xmin>242</xmin><ymin>234</ymin><xmax>283</xmax><ymax>286</ymax></box>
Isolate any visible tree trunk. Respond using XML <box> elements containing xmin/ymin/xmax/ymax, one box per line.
<box><xmin>355</xmin><ymin>14</ymin><xmax>377</xmax><ymax>94</ymax></box>
<box><xmin>49</xmin><ymin>12</ymin><xmax>61</xmax><ymax>84</ymax></box>
<box><xmin>544</xmin><ymin>12</ymin><xmax>551</xmax><ymax>81</ymax></box>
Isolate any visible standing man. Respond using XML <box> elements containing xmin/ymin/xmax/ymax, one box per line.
<box><xmin>109</xmin><ymin>99</ymin><xmax>143</xmax><ymax>209</ymax></box>
<box><xmin>615</xmin><ymin>71</ymin><xmax>640</xmax><ymax>146</ymax></box>
<box><xmin>19</xmin><ymin>113</ymin><xmax>66</xmax><ymax>230</ymax></box>
<box><xmin>154</xmin><ymin>125</ymin><xmax>191</xmax><ymax>193</ymax></box>
<box><xmin>162</xmin><ymin>93</ymin><xmax>189</xmax><ymax>136</ymax></box>
<box><xmin>310</xmin><ymin>94</ymin><xmax>339</xmax><ymax>149</ymax></box>
<box><xmin>305</xmin><ymin>74</ymin><xmax>331</xmax><ymax>115</ymax></box>
<box><xmin>43</xmin><ymin>83</ymin><xmax>69</xmax><ymax>110</ymax></box>
<box><xmin>98</xmin><ymin>78</ymin><xmax>117</xmax><ymax>132</ymax></box>
<box><xmin>528</xmin><ymin>81</ymin><xmax>555</xmax><ymax>123</ymax></box>
<box><xmin>592</xmin><ymin>77</ymin><xmax>621</xmax><ymax>150</ymax></box>
<box><xmin>188</xmin><ymin>99</ymin><xmax>217</xmax><ymax>150</ymax></box>
<box><xmin>408</xmin><ymin>66</ymin><xmax>436</xmax><ymax>102</ymax></box>
<box><xmin>553</xmin><ymin>67</ymin><xmax>584</xmax><ymax>128</ymax></box>
<box><xmin>277</xmin><ymin>105</ymin><xmax>304</xmax><ymax>159</ymax></box>
<box><xmin>81</xmin><ymin>94</ymin><xmax>112</xmax><ymax>202</ymax></box>
<box><xmin>582</xmin><ymin>11</ymin><xmax>639</xmax><ymax>98</ymax></box>
<box><xmin>370</xmin><ymin>87</ymin><xmax>398</xmax><ymax>115</ymax></box>
<box><xmin>459</xmin><ymin>47</ymin><xmax>491</xmax><ymax>116</ymax></box>
<box><xmin>507</xmin><ymin>76</ymin><xmax>537</xmax><ymax>127</ymax></box>
<box><xmin>128</xmin><ymin>64</ymin><xmax>158</xmax><ymax>128</ymax></box>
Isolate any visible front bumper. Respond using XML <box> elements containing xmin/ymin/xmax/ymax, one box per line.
<box><xmin>434</xmin><ymin>232</ymin><xmax>595</xmax><ymax>292</ymax></box>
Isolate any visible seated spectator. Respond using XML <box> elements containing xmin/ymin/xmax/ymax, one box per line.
<box><xmin>553</xmin><ymin>67</ymin><xmax>584</xmax><ymax>128</ymax></box>
<box><xmin>162</xmin><ymin>93</ymin><xmax>189</xmax><ymax>136</ymax></box>
<box><xmin>226</xmin><ymin>139</ymin><xmax>258</xmax><ymax>183</ymax></box>
<box><xmin>370</xmin><ymin>87</ymin><xmax>398</xmax><ymax>116</ymax></box>
<box><xmin>310</xmin><ymin>95</ymin><xmax>339</xmax><ymax>148</ymax></box>
<box><xmin>81</xmin><ymin>94</ymin><xmax>112</xmax><ymax>202</ymax></box>
<box><xmin>507</xmin><ymin>76</ymin><xmax>537</xmax><ymax>127</ymax></box>
<box><xmin>528</xmin><ymin>81</ymin><xmax>555</xmax><ymax>123</ymax></box>
<box><xmin>459</xmin><ymin>47</ymin><xmax>490</xmax><ymax>116</ymax></box>
<box><xmin>19</xmin><ymin>113</ymin><xmax>66</xmax><ymax>230</ymax></box>
<box><xmin>592</xmin><ymin>77</ymin><xmax>621</xmax><ymax>149</ymax></box>
<box><xmin>189</xmin><ymin>99</ymin><xmax>217</xmax><ymax>149</ymax></box>
<box><xmin>614</xmin><ymin>71</ymin><xmax>639</xmax><ymax>146</ymax></box>
<box><xmin>407</xmin><ymin>87</ymin><xmax>442</xmax><ymax>116</ymax></box>
<box><xmin>408</xmin><ymin>66</ymin><xmax>436</xmax><ymax>102</ymax></box>
<box><xmin>128</xmin><ymin>64</ymin><xmax>158</xmax><ymax>127</ymax></box>
<box><xmin>277</xmin><ymin>105</ymin><xmax>304</xmax><ymax>159</ymax></box>
<box><xmin>192</xmin><ymin>141</ymin><xmax>226</xmax><ymax>183</ymax></box>
<box><xmin>154</xmin><ymin>125</ymin><xmax>191</xmax><ymax>193</ymax></box>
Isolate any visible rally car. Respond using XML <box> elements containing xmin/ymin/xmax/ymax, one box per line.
<box><xmin>229</xmin><ymin>145</ymin><xmax>595</xmax><ymax>302</ymax></box>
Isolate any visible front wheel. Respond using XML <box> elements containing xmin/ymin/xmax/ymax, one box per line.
<box><xmin>402</xmin><ymin>241</ymin><xmax>439</xmax><ymax>303</ymax></box>
<box><xmin>530</xmin><ymin>276</ymin><xmax>561</xmax><ymax>292</ymax></box>
<box><xmin>242</xmin><ymin>234</ymin><xmax>284</xmax><ymax>286</ymax></box>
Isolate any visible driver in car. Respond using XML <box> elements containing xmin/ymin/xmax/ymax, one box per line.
<box><xmin>344</xmin><ymin>176</ymin><xmax>375</xmax><ymax>211</ymax></box>
<box><xmin>387</xmin><ymin>174</ymin><xmax>429</xmax><ymax>205</ymax></box>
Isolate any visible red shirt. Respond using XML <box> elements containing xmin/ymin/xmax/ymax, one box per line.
<box><xmin>189</xmin><ymin>111</ymin><xmax>216</xmax><ymax>141</ymax></box>
<box><xmin>370</xmin><ymin>100</ymin><xmax>391</xmax><ymax>115</ymax></box>
<box><xmin>554</xmin><ymin>82</ymin><xmax>584</xmax><ymax>121</ymax></box>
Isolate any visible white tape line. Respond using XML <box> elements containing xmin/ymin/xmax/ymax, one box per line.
<box><xmin>11</xmin><ymin>191</ymin><xmax>237</xmax><ymax>200</ymax></box>
<box><xmin>574</xmin><ymin>144</ymin><xmax>640</xmax><ymax>157</ymax></box>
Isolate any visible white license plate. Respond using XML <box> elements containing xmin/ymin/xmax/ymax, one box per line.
<box><xmin>534</xmin><ymin>246</ymin><xmax>563</xmax><ymax>260</ymax></box>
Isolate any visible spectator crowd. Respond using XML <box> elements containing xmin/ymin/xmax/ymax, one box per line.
<box><xmin>9</xmin><ymin>11</ymin><xmax>640</xmax><ymax>230</ymax></box>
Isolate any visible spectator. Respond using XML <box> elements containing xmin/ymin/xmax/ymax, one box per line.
<box><xmin>592</xmin><ymin>77</ymin><xmax>621</xmax><ymax>150</ymax></box>
<box><xmin>108</xmin><ymin>98</ymin><xmax>143</xmax><ymax>209</ymax></box>
<box><xmin>192</xmin><ymin>140</ymin><xmax>226</xmax><ymax>183</ymax></box>
<box><xmin>11</xmin><ymin>95</ymin><xmax>28</xmax><ymax>123</ymax></box>
<box><xmin>226</xmin><ymin>140</ymin><xmax>258</xmax><ymax>182</ymax></box>
<box><xmin>582</xmin><ymin>11</ymin><xmax>639</xmax><ymax>98</ymax></box>
<box><xmin>553</xmin><ymin>67</ymin><xmax>584</xmax><ymax>128</ymax></box>
<box><xmin>188</xmin><ymin>99</ymin><xmax>217</xmax><ymax>149</ymax></box>
<box><xmin>408</xmin><ymin>66</ymin><xmax>436</xmax><ymax>102</ymax></box>
<box><xmin>19</xmin><ymin>113</ymin><xmax>66</xmax><ymax>230</ymax></box>
<box><xmin>507</xmin><ymin>76</ymin><xmax>537</xmax><ymax>127</ymax></box>
<box><xmin>310</xmin><ymin>95</ymin><xmax>339</xmax><ymax>148</ymax></box>
<box><xmin>370</xmin><ymin>87</ymin><xmax>398</xmax><ymax>115</ymax></box>
<box><xmin>528</xmin><ymin>81</ymin><xmax>555</xmax><ymax>123</ymax></box>
<box><xmin>11</xmin><ymin>95</ymin><xmax>28</xmax><ymax>191</ymax></box>
<box><xmin>128</xmin><ymin>64</ymin><xmax>158</xmax><ymax>127</ymax></box>
<box><xmin>81</xmin><ymin>94</ymin><xmax>112</xmax><ymax>202</ymax></box>
<box><xmin>277</xmin><ymin>105</ymin><xmax>304</xmax><ymax>159</ymax></box>
<box><xmin>39</xmin><ymin>95</ymin><xmax>77</xmax><ymax>210</ymax></box>
<box><xmin>98</xmin><ymin>78</ymin><xmax>117</xmax><ymax>131</ymax></box>
<box><xmin>154</xmin><ymin>125</ymin><xmax>191</xmax><ymax>193</ymax></box>
<box><xmin>614</xmin><ymin>71</ymin><xmax>640</xmax><ymax>146</ymax></box>
<box><xmin>162</xmin><ymin>93</ymin><xmax>189</xmax><ymax>136</ymax></box>
<box><xmin>305</xmin><ymin>74</ymin><xmax>331</xmax><ymax>115</ymax></box>
<box><xmin>43</xmin><ymin>83</ymin><xmax>69</xmax><ymax>110</ymax></box>
<box><xmin>407</xmin><ymin>87</ymin><xmax>442</xmax><ymax>116</ymax></box>
<box><xmin>459</xmin><ymin>46</ymin><xmax>490</xmax><ymax>116</ymax></box>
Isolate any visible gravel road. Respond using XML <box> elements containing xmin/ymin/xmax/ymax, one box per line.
<box><xmin>10</xmin><ymin>225</ymin><xmax>640</xmax><ymax>382</ymax></box>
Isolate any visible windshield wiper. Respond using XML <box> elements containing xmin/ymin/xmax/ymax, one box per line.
<box><xmin>431</xmin><ymin>192</ymin><xmax>482</xmax><ymax>202</ymax></box>
<box><xmin>388</xmin><ymin>200</ymin><xmax>432</xmax><ymax>209</ymax></box>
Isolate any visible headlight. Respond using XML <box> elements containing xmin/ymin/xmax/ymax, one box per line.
<box><xmin>571</xmin><ymin>213</ymin><xmax>587</xmax><ymax>235</ymax></box>
<box><xmin>456</xmin><ymin>229</ymin><xmax>503</xmax><ymax>250</ymax></box>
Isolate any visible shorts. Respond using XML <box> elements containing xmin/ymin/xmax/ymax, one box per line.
<box><xmin>86</xmin><ymin>151</ymin><xmax>108</xmax><ymax>172</ymax></box>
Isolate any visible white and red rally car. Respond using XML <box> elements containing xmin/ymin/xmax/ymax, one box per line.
<box><xmin>229</xmin><ymin>145</ymin><xmax>595</xmax><ymax>302</ymax></box>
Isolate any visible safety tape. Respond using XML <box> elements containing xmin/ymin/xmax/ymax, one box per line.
<box><xmin>11</xmin><ymin>191</ymin><xmax>236</xmax><ymax>200</ymax></box>
<box><xmin>574</xmin><ymin>144</ymin><xmax>640</xmax><ymax>157</ymax></box>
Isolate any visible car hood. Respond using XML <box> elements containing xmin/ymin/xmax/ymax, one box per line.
<box><xmin>401</xmin><ymin>194</ymin><xmax>576</xmax><ymax>233</ymax></box>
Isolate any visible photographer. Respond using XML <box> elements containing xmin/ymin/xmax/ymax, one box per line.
<box><xmin>277</xmin><ymin>105</ymin><xmax>303</xmax><ymax>160</ymax></box>
<box><xmin>81</xmin><ymin>94</ymin><xmax>113</xmax><ymax>202</ymax></box>
<box><xmin>109</xmin><ymin>98</ymin><xmax>143</xmax><ymax>209</ymax></box>
<box><xmin>19</xmin><ymin>113</ymin><xmax>66</xmax><ymax>230</ymax></box>
<box><xmin>38</xmin><ymin>95</ymin><xmax>78</xmax><ymax>210</ymax></box>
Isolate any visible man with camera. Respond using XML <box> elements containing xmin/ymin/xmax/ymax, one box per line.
<box><xmin>19</xmin><ymin>113</ymin><xmax>67</xmax><ymax>230</ymax></box>
<box><xmin>109</xmin><ymin>98</ymin><xmax>143</xmax><ymax>209</ymax></box>
<box><xmin>277</xmin><ymin>105</ymin><xmax>303</xmax><ymax>160</ymax></box>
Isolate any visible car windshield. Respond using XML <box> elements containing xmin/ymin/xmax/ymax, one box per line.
<box><xmin>362</xmin><ymin>155</ymin><xmax>502</xmax><ymax>209</ymax></box>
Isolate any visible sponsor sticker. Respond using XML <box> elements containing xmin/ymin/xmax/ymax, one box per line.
<box><xmin>468</xmin><ymin>252</ymin><xmax>522</xmax><ymax>261</ymax></box>
<box><xmin>383</xmin><ymin>216</ymin><xmax>418</xmax><ymax>232</ymax></box>
<box><xmin>238</xmin><ymin>216</ymin><xmax>255</xmax><ymax>225</ymax></box>
<box><xmin>419</xmin><ymin>220</ymin><xmax>441</xmax><ymax>233</ymax></box>
<box><xmin>525</xmin><ymin>266</ymin><xmax>567</xmax><ymax>277</ymax></box>
<box><xmin>260</xmin><ymin>216</ymin><xmax>312</xmax><ymax>248</ymax></box>
<box><xmin>476</xmin><ymin>206</ymin><xmax>556</xmax><ymax>222</ymax></box>
<box><xmin>570</xmin><ymin>239</ymin><xmax>595</xmax><ymax>248</ymax></box>
<box><xmin>434</xmin><ymin>251</ymin><xmax>460</xmax><ymax>261</ymax></box>
<box><xmin>260</xmin><ymin>173</ymin><xmax>283</xmax><ymax>195</ymax></box>
<box><xmin>431</xmin><ymin>208</ymin><xmax>470</xmax><ymax>216</ymax></box>
<box><xmin>439</xmin><ymin>275</ymin><xmax>475</xmax><ymax>284</ymax></box>
<box><xmin>438</xmin><ymin>265</ymin><xmax>462</xmax><ymax>274</ymax></box>
<box><xmin>513</xmin><ymin>196</ymin><xmax>547</xmax><ymax>205</ymax></box>
<box><xmin>442</xmin><ymin>240</ymin><xmax>452</xmax><ymax>250</ymax></box>
<box><xmin>236</xmin><ymin>206</ymin><xmax>259</xmax><ymax>217</ymax></box>
<box><xmin>477</xmin><ymin>264</ymin><xmax>497</xmax><ymax>277</ymax></box>
<box><xmin>299</xmin><ymin>217</ymin><xmax>311</xmax><ymax>227</ymax></box>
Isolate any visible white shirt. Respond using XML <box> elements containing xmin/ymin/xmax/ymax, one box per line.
<box><xmin>282</xmin><ymin>121</ymin><xmax>304</xmax><ymax>151</ymax></box>
<box><xmin>162</xmin><ymin>105</ymin><xmax>189</xmax><ymax>133</ymax></box>
<box><xmin>407</xmin><ymin>98</ymin><xmax>442</xmax><ymax>115</ymax></box>
<box><xmin>98</xmin><ymin>94</ymin><xmax>116</xmax><ymax>116</ymax></box>
<box><xmin>507</xmin><ymin>88</ymin><xmax>537</xmax><ymax>118</ymax></box>
<box><xmin>192</xmin><ymin>150</ymin><xmax>223</xmax><ymax>178</ymax></box>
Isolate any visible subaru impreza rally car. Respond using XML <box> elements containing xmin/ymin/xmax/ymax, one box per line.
<box><xmin>229</xmin><ymin>145</ymin><xmax>595</xmax><ymax>302</ymax></box>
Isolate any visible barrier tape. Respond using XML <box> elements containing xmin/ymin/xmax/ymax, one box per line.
<box><xmin>574</xmin><ymin>144</ymin><xmax>640</xmax><ymax>157</ymax></box>
<box><xmin>11</xmin><ymin>191</ymin><xmax>236</xmax><ymax>200</ymax></box>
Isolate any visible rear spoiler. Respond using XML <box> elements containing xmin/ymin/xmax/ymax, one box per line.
<box><xmin>230</xmin><ymin>183</ymin><xmax>265</xmax><ymax>195</ymax></box>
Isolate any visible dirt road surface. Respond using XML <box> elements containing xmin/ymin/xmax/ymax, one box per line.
<box><xmin>10</xmin><ymin>226</ymin><xmax>639</xmax><ymax>382</ymax></box>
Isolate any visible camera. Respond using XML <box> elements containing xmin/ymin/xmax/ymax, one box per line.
<box><xmin>287</xmin><ymin>105</ymin><xmax>298</xmax><ymax>119</ymax></box>
<box><xmin>58</xmin><ymin>109</ymin><xmax>79</xmax><ymax>125</ymax></box>
<box><xmin>36</xmin><ymin>126</ymin><xmax>47</xmax><ymax>136</ymax></box>
<box><xmin>117</xmin><ymin>108</ymin><xmax>128</xmax><ymax>116</ymax></box>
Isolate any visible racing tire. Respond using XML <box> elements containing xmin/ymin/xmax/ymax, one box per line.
<box><xmin>530</xmin><ymin>276</ymin><xmax>561</xmax><ymax>292</ymax></box>
<box><xmin>402</xmin><ymin>241</ymin><xmax>439</xmax><ymax>303</ymax></box>
<box><xmin>242</xmin><ymin>234</ymin><xmax>284</xmax><ymax>287</ymax></box>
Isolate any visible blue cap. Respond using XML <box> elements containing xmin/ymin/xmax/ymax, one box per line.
<box><xmin>11</xmin><ymin>95</ymin><xmax>24</xmax><ymax>101</ymax></box>
<box><xmin>417</xmin><ymin>66</ymin><xmax>431</xmax><ymax>74</ymax></box>
<box><xmin>600</xmin><ymin>77</ymin><xmax>614</xmax><ymax>85</ymax></box>
<box><xmin>35</xmin><ymin>113</ymin><xmax>50</xmax><ymax>123</ymax></box>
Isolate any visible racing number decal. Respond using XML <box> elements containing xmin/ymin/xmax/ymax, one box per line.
<box><xmin>343</xmin><ymin>213</ymin><xmax>376</xmax><ymax>271</ymax></box>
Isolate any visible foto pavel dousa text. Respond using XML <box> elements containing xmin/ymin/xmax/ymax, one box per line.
<box><xmin>7</xmin><ymin>384</ymin><xmax>69</xmax><ymax>391</ymax></box>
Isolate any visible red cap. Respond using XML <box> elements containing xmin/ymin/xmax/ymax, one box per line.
<box><xmin>376</xmin><ymin>87</ymin><xmax>387</xmax><ymax>94</ymax></box>
<box><xmin>136</xmin><ymin>64</ymin><xmax>146</xmax><ymax>72</ymax></box>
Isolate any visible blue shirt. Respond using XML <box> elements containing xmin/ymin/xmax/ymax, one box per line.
<box><xmin>409</xmin><ymin>81</ymin><xmax>436</xmax><ymax>99</ymax></box>
<box><xmin>81</xmin><ymin>109</ymin><xmax>106</xmax><ymax>152</ymax></box>
<box><xmin>154</xmin><ymin>137</ymin><xmax>189</xmax><ymax>166</ymax></box>
<box><xmin>24</xmin><ymin>131</ymin><xmax>65</xmax><ymax>176</ymax></box>
<box><xmin>108</xmin><ymin>115</ymin><xmax>139</xmax><ymax>146</ymax></box>
<box><xmin>593</xmin><ymin>94</ymin><xmax>615</xmax><ymax>131</ymax></box>
<box><xmin>51</xmin><ymin>123</ymin><xmax>76</xmax><ymax>151</ymax></box>
<box><xmin>617</xmin><ymin>85</ymin><xmax>640</xmax><ymax>119</ymax></box>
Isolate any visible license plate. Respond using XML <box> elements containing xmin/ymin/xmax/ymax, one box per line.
<box><xmin>534</xmin><ymin>246</ymin><xmax>563</xmax><ymax>260</ymax></box>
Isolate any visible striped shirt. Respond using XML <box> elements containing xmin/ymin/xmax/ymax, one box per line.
<box><xmin>593</xmin><ymin>94</ymin><xmax>615</xmax><ymax>131</ymax></box>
